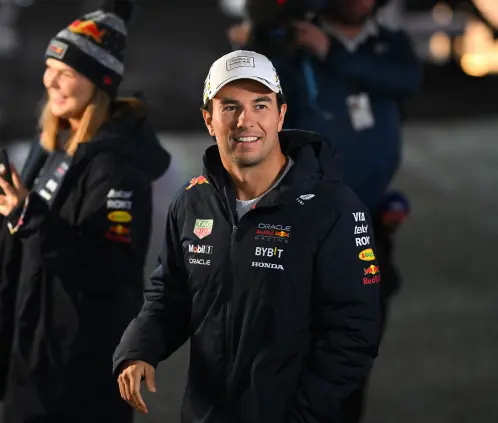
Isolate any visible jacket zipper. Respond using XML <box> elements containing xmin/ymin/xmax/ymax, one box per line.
<box><xmin>223</xmin><ymin>194</ymin><xmax>237</xmax><ymax>420</ymax></box>
<box><xmin>226</xmin><ymin>223</ymin><xmax>237</xmax><ymax>375</ymax></box>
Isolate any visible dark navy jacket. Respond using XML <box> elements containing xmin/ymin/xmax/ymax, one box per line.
<box><xmin>114</xmin><ymin>130</ymin><xmax>381</xmax><ymax>423</ymax></box>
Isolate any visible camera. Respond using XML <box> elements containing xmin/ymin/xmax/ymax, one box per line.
<box><xmin>244</xmin><ymin>0</ymin><xmax>330</xmax><ymax>56</ymax></box>
<box><xmin>244</xmin><ymin>0</ymin><xmax>388</xmax><ymax>57</ymax></box>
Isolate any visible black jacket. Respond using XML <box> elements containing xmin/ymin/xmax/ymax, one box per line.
<box><xmin>0</xmin><ymin>102</ymin><xmax>170</xmax><ymax>423</ymax></box>
<box><xmin>113</xmin><ymin>130</ymin><xmax>381</xmax><ymax>423</ymax></box>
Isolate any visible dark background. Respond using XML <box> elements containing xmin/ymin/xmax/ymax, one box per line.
<box><xmin>1</xmin><ymin>0</ymin><xmax>498</xmax><ymax>142</ymax></box>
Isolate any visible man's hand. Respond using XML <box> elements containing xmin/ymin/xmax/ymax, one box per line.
<box><xmin>227</xmin><ymin>21</ymin><xmax>252</xmax><ymax>47</ymax></box>
<box><xmin>294</xmin><ymin>21</ymin><xmax>331</xmax><ymax>59</ymax></box>
<box><xmin>0</xmin><ymin>168</ymin><xmax>29</xmax><ymax>217</ymax></box>
<box><xmin>118</xmin><ymin>360</ymin><xmax>156</xmax><ymax>414</ymax></box>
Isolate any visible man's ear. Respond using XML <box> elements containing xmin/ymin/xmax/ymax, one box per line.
<box><xmin>202</xmin><ymin>109</ymin><xmax>215</xmax><ymax>137</ymax></box>
<box><xmin>277</xmin><ymin>103</ymin><xmax>287</xmax><ymax>132</ymax></box>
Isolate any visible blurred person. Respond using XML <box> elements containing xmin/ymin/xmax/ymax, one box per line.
<box><xmin>0</xmin><ymin>1</ymin><xmax>171</xmax><ymax>422</ymax></box>
<box><xmin>113</xmin><ymin>50</ymin><xmax>381</xmax><ymax>423</ymax></box>
<box><xmin>228</xmin><ymin>1</ymin><xmax>421</xmax><ymax>420</ymax></box>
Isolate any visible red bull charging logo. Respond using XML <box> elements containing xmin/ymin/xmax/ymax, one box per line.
<box><xmin>363</xmin><ymin>264</ymin><xmax>380</xmax><ymax>285</ymax></box>
<box><xmin>186</xmin><ymin>176</ymin><xmax>209</xmax><ymax>190</ymax></box>
<box><xmin>69</xmin><ymin>20</ymin><xmax>106</xmax><ymax>44</ymax></box>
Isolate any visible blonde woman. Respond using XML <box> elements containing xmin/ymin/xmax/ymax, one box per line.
<box><xmin>0</xmin><ymin>1</ymin><xmax>170</xmax><ymax>422</ymax></box>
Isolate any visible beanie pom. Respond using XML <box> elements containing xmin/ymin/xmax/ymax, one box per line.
<box><xmin>100</xmin><ymin>0</ymin><xmax>133</xmax><ymax>23</ymax></box>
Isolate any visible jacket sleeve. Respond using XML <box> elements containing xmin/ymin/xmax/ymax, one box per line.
<box><xmin>6</xmin><ymin>155</ymin><xmax>152</xmax><ymax>296</ymax></box>
<box><xmin>323</xmin><ymin>29</ymin><xmax>422</xmax><ymax>99</ymax></box>
<box><xmin>290</xmin><ymin>195</ymin><xmax>381</xmax><ymax>423</ymax></box>
<box><xmin>112</xmin><ymin>194</ymin><xmax>191</xmax><ymax>374</ymax></box>
<box><xmin>0</xmin><ymin>219</ymin><xmax>22</xmax><ymax>399</ymax></box>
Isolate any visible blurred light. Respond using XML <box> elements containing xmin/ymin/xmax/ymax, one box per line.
<box><xmin>432</xmin><ymin>2</ymin><xmax>453</xmax><ymax>26</ymax></box>
<box><xmin>429</xmin><ymin>32</ymin><xmax>451</xmax><ymax>62</ymax></box>
<box><xmin>472</xmin><ymin>0</ymin><xmax>498</xmax><ymax>29</ymax></box>
<box><xmin>219</xmin><ymin>0</ymin><xmax>246</xmax><ymax>17</ymax></box>
<box><xmin>461</xmin><ymin>53</ymin><xmax>488</xmax><ymax>76</ymax></box>
<box><xmin>462</xmin><ymin>20</ymin><xmax>493</xmax><ymax>55</ymax></box>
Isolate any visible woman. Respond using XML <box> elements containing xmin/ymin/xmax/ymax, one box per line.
<box><xmin>0</xmin><ymin>1</ymin><xmax>171</xmax><ymax>422</ymax></box>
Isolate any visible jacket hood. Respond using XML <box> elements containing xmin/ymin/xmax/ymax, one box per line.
<box><xmin>80</xmin><ymin>100</ymin><xmax>171</xmax><ymax>181</ymax></box>
<box><xmin>202</xmin><ymin>129</ymin><xmax>342</xmax><ymax>208</ymax></box>
<box><xmin>203</xmin><ymin>129</ymin><xmax>342</xmax><ymax>184</ymax></box>
<box><xmin>278</xmin><ymin>129</ymin><xmax>342</xmax><ymax>183</ymax></box>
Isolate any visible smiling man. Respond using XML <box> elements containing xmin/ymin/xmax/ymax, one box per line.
<box><xmin>113</xmin><ymin>50</ymin><xmax>382</xmax><ymax>423</ymax></box>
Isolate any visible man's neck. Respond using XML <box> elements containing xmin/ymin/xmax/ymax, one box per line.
<box><xmin>227</xmin><ymin>153</ymin><xmax>287</xmax><ymax>201</ymax></box>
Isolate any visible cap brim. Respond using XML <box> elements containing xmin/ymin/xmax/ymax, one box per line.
<box><xmin>206</xmin><ymin>75</ymin><xmax>280</xmax><ymax>104</ymax></box>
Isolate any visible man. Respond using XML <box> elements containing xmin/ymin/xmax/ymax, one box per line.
<box><xmin>229</xmin><ymin>2</ymin><xmax>421</xmax><ymax>419</ymax></box>
<box><xmin>113</xmin><ymin>50</ymin><xmax>381</xmax><ymax>423</ymax></box>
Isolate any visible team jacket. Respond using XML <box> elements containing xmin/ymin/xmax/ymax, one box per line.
<box><xmin>113</xmin><ymin>129</ymin><xmax>381</xmax><ymax>423</ymax></box>
<box><xmin>0</xmin><ymin>101</ymin><xmax>170</xmax><ymax>423</ymax></box>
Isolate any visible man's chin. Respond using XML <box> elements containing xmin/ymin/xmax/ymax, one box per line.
<box><xmin>233</xmin><ymin>155</ymin><xmax>262</xmax><ymax>168</ymax></box>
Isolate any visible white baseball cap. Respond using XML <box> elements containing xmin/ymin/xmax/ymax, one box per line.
<box><xmin>203</xmin><ymin>50</ymin><xmax>283</xmax><ymax>105</ymax></box>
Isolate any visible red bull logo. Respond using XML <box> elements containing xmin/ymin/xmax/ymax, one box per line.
<box><xmin>363</xmin><ymin>264</ymin><xmax>380</xmax><ymax>285</ymax></box>
<box><xmin>109</xmin><ymin>225</ymin><xmax>130</xmax><ymax>236</ymax></box>
<box><xmin>364</xmin><ymin>265</ymin><xmax>379</xmax><ymax>275</ymax></box>
<box><xmin>275</xmin><ymin>231</ymin><xmax>289</xmax><ymax>238</ymax></box>
<box><xmin>186</xmin><ymin>175</ymin><xmax>209</xmax><ymax>190</ymax></box>
<box><xmin>69</xmin><ymin>20</ymin><xmax>106</xmax><ymax>44</ymax></box>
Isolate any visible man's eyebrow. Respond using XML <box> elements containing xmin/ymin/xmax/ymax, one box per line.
<box><xmin>219</xmin><ymin>96</ymin><xmax>273</xmax><ymax>105</ymax></box>
<box><xmin>253</xmin><ymin>96</ymin><xmax>273</xmax><ymax>103</ymax></box>
<box><xmin>220</xmin><ymin>98</ymin><xmax>240</xmax><ymax>105</ymax></box>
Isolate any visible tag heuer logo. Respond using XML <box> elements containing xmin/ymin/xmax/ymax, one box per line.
<box><xmin>193</xmin><ymin>219</ymin><xmax>214</xmax><ymax>239</ymax></box>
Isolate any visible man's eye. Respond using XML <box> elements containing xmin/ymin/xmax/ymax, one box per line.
<box><xmin>255</xmin><ymin>104</ymin><xmax>267</xmax><ymax>110</ymax></box>
<box><xmin>223</xmin><ymin>106</ymin><xmax>237</xmax><ymax>112</ymax></box>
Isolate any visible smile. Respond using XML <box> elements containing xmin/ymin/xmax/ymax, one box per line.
<box><xmin>233</xmin><ymin>136</ymin><xmax>260</xmax><ymax>143</ymax></box>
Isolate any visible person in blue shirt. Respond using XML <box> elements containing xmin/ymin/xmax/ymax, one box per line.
<box><xmin>228</xmin><ymin>1</ymin><xmax>421</xmax><ymax>421</ymax></box>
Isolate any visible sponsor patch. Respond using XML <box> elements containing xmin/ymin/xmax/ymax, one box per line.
<box><xmin>47</xmin><ymin>40</ymin><xmax>68</xmax><ymax>59</ymax></box>
<box><xmin>355</xmin><ymin>236</ymin><xmax>370</xmax><ymax>247</ymax></box>
<box><xmin>107</xmin><ymin>199</ymin><xmax>132</xmax><ymax>210</ymax></box>
<box><xmin>186</xmin><ymin>176</ymin><xmax>209</xmax><ymax>190</ymax></box>
<box><xmin>352</xmin><ymin>212</ymin><xmax>366</xmax><ymax>222</ymax></box>
<box><xmin>226</xmin><ymin>56</ymin><xmax>255</xmax><ymax>71</ymax></box>
<box><xmin>364</xmin><ymin>264</ymin><xmax>379</xmax><ymax>275</ymax></box>
<box><xmin>107</xmin><ymin>210</ymin><xmax>132</xmax><ymax>223</ymax></box>
<box><xmin>358</xmin><ymin>248</ymin><xmax>375</xmax><ymax>261</ymax></box>
<box><xmin>251</xmin><ymin>261</ymin><xmax>284</xmax><ymax>270</ymax></box>
<box><xmin>297</xmin><ymin>193</ymin><xmax>315</xmax><ymax>205</ymax></box>
<box><xmin>255</xmin><ymin>246</ymin><xmax>283</xmax><ymax>258</ymax></box>
<box><xmin>354</xmin><ymin>224</ymin><xmax>368</xmax><ymax>234</ymax></box>
<box><xmin>255</xmin><ymin>223</ymin><xmax>291</xmax><ymax>243</ymax></box>
<box><xmin>108</xmin><ymin>224</ymin><xmax>130</xmax><ymax>236</ymax></box>
<box><xmin>193</xmin><ymin>219</ymin><xmax>214</xmax><ymax>239</ymax></box>
<box><xmin>105</xmin><ymin>232</ymin><xmax>131</xmax><ymax>244</ymax></box>
<box><xmin>107</xmin><ymin>189</ymin><xmax>133</xmax><ymax>199</ymax></box>
<box><xmin>189</xmin><ymin>257</ymin><xmax>211</xmax><ymax>266</ymax></box>
<box><xmin>188</xmin><ymin>244</ymin><xmax>213</xmax><ymax>254</ymax></box>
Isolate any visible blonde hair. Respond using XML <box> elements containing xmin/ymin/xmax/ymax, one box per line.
<box><xmin>39</xmin><ymin>88</ymin><xmax>111</xmax><ymax>156</ymax></box>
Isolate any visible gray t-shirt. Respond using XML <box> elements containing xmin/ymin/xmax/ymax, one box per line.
<box><xmin>235</xmin><ymin>157</ymin><xmax>294</xmax><ymax>220</ymax></box>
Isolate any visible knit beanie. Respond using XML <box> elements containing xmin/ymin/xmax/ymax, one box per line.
<box><xmin>44</xmin><ymin>0</ymin><xmax>133</xmax><ymax>97</ymax></box>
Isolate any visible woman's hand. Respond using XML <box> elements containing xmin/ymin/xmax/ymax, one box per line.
<box><xmin>0</xmin><ymin>168</ymin><xmax>29</xmax><ymax>217</ymax></box>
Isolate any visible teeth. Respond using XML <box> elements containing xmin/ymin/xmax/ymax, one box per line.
<box><xmin>235</xmin><ymin>136</ymin><xmax>259</xmax><ymax>142</ymax></box>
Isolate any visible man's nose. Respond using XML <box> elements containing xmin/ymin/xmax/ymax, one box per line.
<box><xmin>237</xmin><ymin>108</ymin><xmax>255</xmax><ymax>129</ymax></box>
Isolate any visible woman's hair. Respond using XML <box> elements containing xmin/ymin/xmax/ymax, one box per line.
<box><xmin>39</xmin><ymin>88</ymin><xmax>111</xmax><ymax>156</ymax></box>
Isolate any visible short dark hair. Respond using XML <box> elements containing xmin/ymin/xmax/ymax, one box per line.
<box><xmin>201</xmin><ymin>92</ymin><xmax>286</xmax><ymax>114</ymax></box>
